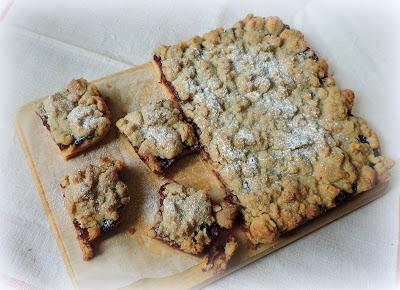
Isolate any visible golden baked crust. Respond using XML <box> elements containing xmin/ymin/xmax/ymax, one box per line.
<box><xmin>60</xmin><ymin>158</ymin><xmax>130</xmax><ymax>260</ymax></box>
<box><xmin>152</xmin><ymin>14</ymin><xmax>394</xmax><ymax>244</ymax></box>
<box><xmin>116</xmin><ymin>100</ymin><xmax>198</xmax><ymax>173</ymax></box>
<box><xmin>149</xmin><ymin>182</ymin><xmax>219</xmax><ymax>255</ymax></box>
<box><xmin>37</xmin><ymin>78</ymin><xmax>111</xmax><ymax>160</ymax></box>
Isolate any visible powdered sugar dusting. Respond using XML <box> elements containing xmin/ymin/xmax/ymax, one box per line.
<box><xmin>159</xmin><ymin>29</ymin><xmax>332</xmax><ymax>198</ymax></box>
<box><xmin>143</xmin><ymin>126</ymin><xmax>178</xmax><ymax>147</ymax></box>
<box><xmin>67</xmin><ymin>104</ymin><xmax>105</xmax><ymax>138</ymax></box>
<box><xmin>227</xmin><ymin>44</ymin><xmax>294</xmax><ymax>86</ymax></box>
<box><xmin>216</xmin><ymin>135</ymin><xmax>246</xmax><ymax>160</ymax></box>
<box><xmin>261</xmin><ymin>92</ymin><xmax>298</xmax><ymax>118</ymax></box>
<box><xmin>142</xmin><ymin>102</ymin><xmax>172</xmax><ymax>125</ymax></box>
<box><xmin>236</xmin><ymin>129</ymin><xmax>256</xmax><ymax>144</ymax></box>
<box><xmin>157</xmin><ymin>189</ymin><xmax>213</xmax><ymax>239</ymax></box>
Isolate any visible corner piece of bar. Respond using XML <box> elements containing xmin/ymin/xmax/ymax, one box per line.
<box><xmin>36</xmin><ymin>78</ymin><xmax>111</xmax><ymax>160</ymax></box>
<box><xmin>60</xmin><ymin>157</ymin><xmax>130</xmax><ymax>260</ymax></box>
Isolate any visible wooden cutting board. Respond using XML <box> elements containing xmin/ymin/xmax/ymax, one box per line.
<box><xmin>15</xmin><ymin>62</ymin><xmax>390</xmax><ymax>290</ymax></box>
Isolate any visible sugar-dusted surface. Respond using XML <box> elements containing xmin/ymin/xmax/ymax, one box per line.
<box><xmin>154</xmin><ymin>182</ymin><xmax>216</xmax><ymax>255</ymax></box>
<box><xmin>154</xmin><ymin>15</ymin><xmax>394</xmax><ymax>245</ymax></box>
<box><xmin>38</xmin><ymin>79</ymin><xmax>110</xmax><ymax>148</ymax></box>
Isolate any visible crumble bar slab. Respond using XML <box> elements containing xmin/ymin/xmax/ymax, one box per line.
<box><xmin>60</xmin><ymin>158</ymin><xmax>130</xmax><ymax>260</ymax></box>
<box><xmin>152</xmin><ymin>14</ymin><xmax>394</xmax><ymax>244</ymax></box>
<box><xmin>37</xmin><ymin>78</ymin><xmax>111</xmax><ymax>160</ymax></box>
<box><xmin>116</xmin><ymin>99</ymin><xmax>198</xmax><ymax>173</ymax></box>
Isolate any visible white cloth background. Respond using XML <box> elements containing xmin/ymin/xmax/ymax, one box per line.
<box><xmin>0</xmin><ymin>0</ymin><xmax>399</xmax><ymax>289</ymax></box>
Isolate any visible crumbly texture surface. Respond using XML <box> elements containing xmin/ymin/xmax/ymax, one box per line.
<box><xmin>116</xmin><ymin>100</ymin><xmax>198</xmax><ymax>173</ymax></box>
<box><xmin>153</xmin><ymin>14</ymin><xmax>394</xmax><ymax>244</ymax></box>
<box><xmin>60</xmin><ymin>158</ymin><xmax>130</xmax><ymax>260</ymax></box>
<box><xmin>150</xmin><ymin>182</ymin><xmax>219</xmax><ymax>255</ymax></box>
<box><xmin>213</xmin><ymin>198</ymin><xmax>239</xmax><ymax>230</ymax></box>
<box><xmin>201</xmin><ymin>235</ymin><xmax>238</xmax><ymax>274</ymax></box>
<box><xmin>37</xmin><ymin>78</ymin><xmax>111</xmax><ymax>159</ymax></box>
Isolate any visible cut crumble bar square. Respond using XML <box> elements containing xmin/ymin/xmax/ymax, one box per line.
<box><xmin>37</xmin><ymin>78</ymin><xmax>111</xmax><ymax>160</ymax></box>
<box><xmin>60</xmin><ymin>157</ymin><xmax>130</xmax><ymax>260</ymax></box>
<box><xmin>149</xmin><ymin>182</ymin><xmax>220</xmax><ymax>255</ymax></box>
<box><xmin>116</xmin><ymin>99</ymin><xmax>199</xmax><ymax>174</ymax></box>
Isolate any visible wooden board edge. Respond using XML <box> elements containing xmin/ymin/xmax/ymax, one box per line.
<box><xmin>92</xmin><ymin>62</ymin><xmax>152</xmax><ymax>84</ymax></box>
<box><xmin>15</xmin><ymin>110</ymin><xmax>80</xmax><ymax>290</ymax></box>
<box><xmin>121</xmin><ymin>182</ymin><xmax>389</xmax><ymax>290</ymax></box>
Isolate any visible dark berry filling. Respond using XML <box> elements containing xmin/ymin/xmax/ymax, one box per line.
<box><xmin>73</xmin><ymin>220</ymin><xmax>90</xmax><ymax>243</ymax></box>
<box><xmin>38</xmin><ymin>113</ymin><xmax>50</xmax><ymax>131</ymax></box>
<box><xmin>58</xmin><ymin>143</ymin><xmax>69</xmax><ymax>150</ymax></box>
<box><xmin>39</xmin><ymin>111</ymin><xmax>93</xmax><ymax>150</ymax></box>
<box><xmin>357</xmin><ymin>135</ymin><xmax>369</xmax><ymax>144</ymax></box>
<box><xmin>297</xmin><ymin>47</ymin><xmax>319</xmax><ymax>61</ymax></box>
<box><xmin>199</xmin><ymin>223</ymin><xmax>220</xmax><ymax>241</ymax></box>
<box><xmin>100</xmin><ymin>219</ymin><xmax>115</xmax><ymax>232</ymax></box>
<box><xmin>352</xmin><ymin>182</ymin><xmax>358</xmax><ymax>193</ymax></box>
<box><xmin>319</xmin><ymin>76</ymin><xmax>329</xmax><ymax>85</ymax></box>
<box><xmin>153</xmin><ymin>55</ymin><xmax>181</xmax><ymax>102</ymax></box>
<box><xmin>74</xmin><ymin>137</ymin><xmax>86</xmax><ymax>146</ymax></box>
<box><xmin>224</xmin><ymin>194</ymin><xmax>236</xmax><ymax>204</ymax></box>
<box><xmin>334</xmin><ymin>191</ymin><xmax>353</xmax><ymax>205</ymax></box>
<box><xmin>155</xmin><ymin>157</ymin><xmax>175</xmax><ymax>169</ymax></box>
<box><xmin>373</xmin><ymin>148</ymin><xmax>381</xmax><ymax>157</ymax></box>
<box><xmin>318</xmin><ymin>204</ymin><xmax>328</xmax><ymax>212</ymax></box>
<box><xmin>57</xmin><ymin>135</ymin><xmax>94</xmax><ymax>150</ymax></box>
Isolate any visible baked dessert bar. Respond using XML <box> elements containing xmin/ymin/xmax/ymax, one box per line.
<box><xmin>153</xmin><ymin>14</ymin><xmax>394</xmax><ymax>244</ymax></box>
<box><xmin>149</xmin><ymin>182</ymin><xmax>220</xmax><ymax>255</ymax></box>
<box><xmin>116</xmin><ymin>100</ymin><xmax>198</xmax><ymax>173</ymax></box>
<box><xmin>201</xmin><ymin>234</ymin><xmax>238</xmax><ymax>274</ymax></box>
<box><xmin>37</xmin><ymin>78</ymin><xmax>111</xmax><ymax>159</ymax></box>
<box><xmin>60</xmin><ymin>157</ymin><xmax>130</xmax><ymax>260</ymax></box>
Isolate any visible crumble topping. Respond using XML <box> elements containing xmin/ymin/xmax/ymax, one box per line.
<box><xmin>60</xmin><ymin>158</ymin><xmax>130</xmax><ymax>260</ymax></box>
<box><xmin>153</xmin><ymin>14</ymin><xmax>394</xmax><ymax>244</ymax></box>
<box><xmin>150</xmin><ymin>182</ymin><xmax>218</xmax><ymax>255</ymax></box>
<box><xmin>37</xmin><ymin>78</ymin><xmax>111</xmax><ymax>151</ymax></box>
<box><xmin>116</xmin><ymin>100</ymin><xmax>198</xmax><ymax>173</ymax></box>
